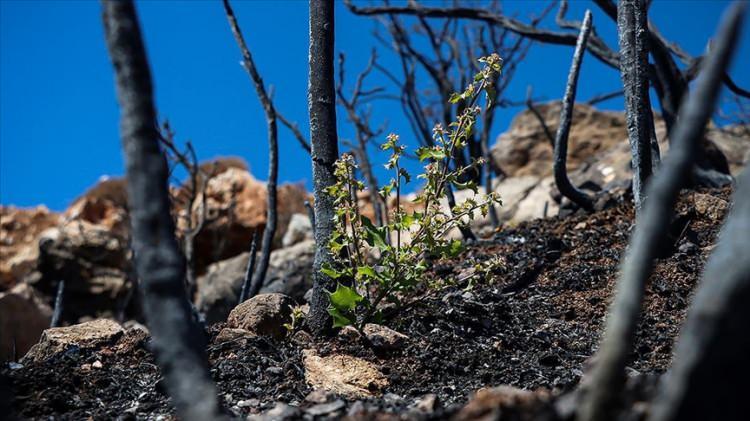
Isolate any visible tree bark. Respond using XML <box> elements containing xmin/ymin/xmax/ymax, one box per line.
<box><xmin>553</xmin><ymin>10</ymin><xmax>594</xmax><ymax>211</ymax></box>
<box><xmin>101</xmin><ymin>1</ymin><xmax>222</xmax><ymax>420</ymax></box>
<box><xmin>650</xmin><ymin>169</ymin><xmax>750</xmax><ymax>421</ymax></box>
<box><xmin>577</xmin><ymin>3</ymin><xmax>745</xmax><ymax>420</ymax></box>
<box><xmin>307</xmin><ymin>0</ymin><xmax>342</xmax><ymax>335</ymax></box>
<box><xmin>618</xmin><ymin>0</ymin><xmax>653</xmax><ymax>212</ymax></box>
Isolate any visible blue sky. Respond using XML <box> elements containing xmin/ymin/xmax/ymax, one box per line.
<box><xmin>1</xmin><ymin>0</ymin><xmax>748</xmax><ymax>211</ymax></box>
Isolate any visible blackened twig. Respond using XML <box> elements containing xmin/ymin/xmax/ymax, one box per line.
<box><xmin>553</xmin><ymin>10</ymin><xmax>594</xmax><ymax>211</ymax></box>
<box><xmin>50</xmin><ymin>279</ymin><xmax>65</xmax><ymax>328</ymax></box>
<box><xmin>238</xmin><ymin>229</ymin><xmax>261</xmax><ymax>305</ymax></box>
<box><xmin>223</xmin><ymin>0</ymin><xmax>278</xmax><ymax>300</ymax></box>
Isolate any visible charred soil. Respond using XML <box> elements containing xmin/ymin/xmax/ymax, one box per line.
<box><xmin>3</xmin><ymin>187</ymin><xmax>730</xmax><ymax>420</ymax></box>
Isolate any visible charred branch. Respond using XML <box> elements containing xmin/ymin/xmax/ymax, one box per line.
<box><xmin>222</xmin><ymin>0</ymin><xmax>279</xmax><ymax>300</ymax></box>
<box><xmin>553</xmin><ymin>10</ymin><xmax>595</xmax><ymax>211</ymax></box>
<box><xmin>238</xmin><ymin>229</ymin><xmax>260</xmax><ymax>305</ymax></box>
<box><xmin>50</xmin><ymin>279</ymin><xmax>65</xmax><ymax>328</ymax></box>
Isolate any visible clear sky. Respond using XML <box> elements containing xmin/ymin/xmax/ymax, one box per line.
<box><xmin>1</xmin><ymin>0</ymin><xmax>748</xmax><ymax>211</ymax></box>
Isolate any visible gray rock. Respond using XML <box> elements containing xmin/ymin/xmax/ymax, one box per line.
<box><xmin>196</xmin><ymin>240</ymin><xmax>314</xmax><ymax>323</ymax></box>
<box><xmin>281</xmin><ymin>213</ymin><xmax>312</xmax><ymax>247</ymax></box>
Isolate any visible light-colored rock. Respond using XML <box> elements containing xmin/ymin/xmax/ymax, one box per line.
<box><xmin>491</xmin><ymin>102</ymin><xmax>634</xmax><ymax>178</ymax></box>
<box><xmin>0</xmin><ymin>205</ymin><xmax>61</xmax><ymax>290</ymax></box>
<box><xmin>0</xmin><ymin>283</ymin><xmax>53</xmax><ymax>361</ymax></box>
<box><xmin>215</xmin><ymin>327</ymin><xmax>257</xmax><ymax>344</ymax></box>
<box><xmin>363</xmin><ymin>324</ymin><xmax>408</xmax><ymax>351</ymax></box>
<box><xmin>197</xmin><ymin>240</ymin><xmax>314</xmax><ymax>323</ymax></box>
<box><xmin>226</xmin><ymin>293</ymin><xmax>294</xmax><ymax>338</ymax></box>
<box><xmin>282</xmin><ymin>213</ymin><xmax>313</xmax><ymax>247</ymax></box>
<box><xmin>302</xmin><ymin>349</ymin><xmax>389</xmax><ymax>399</ymax></box>
<box><xmin>693</xmin><ymin>192</ymin><xmax>729</xmax><ymax>221</ymax></box>
<box><xmin>453</xmin><ymin>386</ymin><xmax>551</xmax><ymax>421</ymax></box>
<box><xmin>511</xmin><ymin>177</ymin><xmax>560</xmax><ymax>223</ymax></box>
<box><xmin>22</xmin><ymin>318</ymin><xmax>123</xmax><ymax>363</ymax></box>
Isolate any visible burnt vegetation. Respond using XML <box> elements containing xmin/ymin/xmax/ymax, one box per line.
<box><xmin>3</xmin><ymin>1</ymin><xmax>750</xmax><ymax>420</ymax></box>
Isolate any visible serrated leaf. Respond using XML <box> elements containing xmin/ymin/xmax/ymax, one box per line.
<box><xmin>327</xmin><ymin>307</ymin><xmax>354</xmax><ymax>328</ymax></box>
<box><xmin>361</xmin><ymin>216</ymin><xmax>389</xmax><ymax>251</ymax></box>
<box><xmin>321</xmin><ymin>264</ymin><xmax>343</xmax><ymax>279</ymax></box>
<box><xmin>328</xmin><ymin>283</ymin><xmax>363</xmax><ymax>311</ymax></box>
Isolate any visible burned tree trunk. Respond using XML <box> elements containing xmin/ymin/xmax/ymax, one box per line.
<box><xmin>577</xmin><ymin>3</ymin><xmax>745</xmax><ymax>420</ymax></box>
<box><xmin>307</xmin><ymin>0</ymin><xmax>342</xmax><ymax>335</ymax></box>
<box><xmin>553</xmin><ymin>10</ymin><xmax>594</xmax><ymax>211</ymax></box>
<box><xmin>649</xmin><ymin>7</ymin><xmax>749</xmax><ymax>421</ymax></box>
<box><xmin>618</xmin><ymin>0</ymin><xmax>653</xmax><ymax>212</ymax></box>
<box><xmin>102</xmin><ymin>2</ymin><xmax>222</xmax><ymax>419</ymax></box>
<box><xmin>222</xmin><ymin>0</ymin><xmax>278</xmax><ymax>300</ymax></box>
<box><xmin>650</xmin><ymin>169</ymin><xmax>750</xmax><ymax>421</ymax></box>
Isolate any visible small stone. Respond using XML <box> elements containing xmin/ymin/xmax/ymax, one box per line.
<box><xmin>304</xmin><ymin>389</ymin><xmax>330</xmax><ymax>404</ymax></box>
<box><xmin>305</xmin><ymin>400</ymin><xmax>345</xmax><ymax>416</ymax></box>
<box><xmin>337</xmin><ymin>326</ymin><xmax>362</xmax><ymax>342</ymax></box>
<box><xmin>363</xmin><ymin>324</ymin><xmax>408</xmax><ymax>351</ymax></box>
<box><xmin>694</xmin><ymin>193</ymin><xmax>728</xmax><ymax>221</ymax></box>
<box><xmin>215</xmin><ymin>327</ymin><xmax>257</xmax><ymax>344</ymax></box>
<box><xmin>92</xmin><ymin>360</ymin><xmax>103</xmax><ymax>369</ymax></box>
<box><xmin>237</xmin><ymin>398</ymin><xmax>260</xmax><ymax>408</ymax></box>
<box><xmin>265</xmin><ymin>366</ymin><xmax>283</xmax><ymax>376</ymax></box>
<box><xmin>226</xmin><ymin>293</ymin><xmax>294</xmax><ymax>338</ymax></box>
<box><xmin>291</xmin><ymin>330</ymin><xmax>313</xmax><ymax>346</ymax></box>
<box><xmin>678</xmin><ymin>241</ymin><xmax>698</xmax><ymax>255</ymax></box>
<box><xmin>415</xmin><ymin>393</ymin><xmax>439</xmax><ymax>412</ymax></box>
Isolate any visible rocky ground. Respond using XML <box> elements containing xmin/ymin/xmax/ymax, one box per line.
<box><xmin>2</xmin><ymin>186</ymin><xmax>731</xmax><ymax>420</ymax></box>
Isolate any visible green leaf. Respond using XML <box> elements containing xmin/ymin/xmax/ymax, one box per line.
<box><xmin>416</xmin><ymin>147</ymin><xmax>447</xmax><ymax>162</ymax></box>
<box><xmin>328</xmin><ymin>283</ymin><xmax>363</xmax><ymax>311</ymax></box>
<box><xmin>361</xmin><ymin>216</ymin><xmax>389</xmax><ymax>251</ymax></box>
<box><xmin>449</xmin><ymin>92</ymin><xmax>462</xmax><ymax>103</ymax></box>
<box><xmin>327</xmin><ymin>307</ymin><xmax>354</xmax><ymax>328</ymax></box>
<box><xmin>357</xmin><ymin>266</ymin><xmax>385</xmax><ymax>284</ymax></box>
<box><xmin>321</xmin><ymin>263</ymin><xmax>343</xmax><ymax>279</ymax></box>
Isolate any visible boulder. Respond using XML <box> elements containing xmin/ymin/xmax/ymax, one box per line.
<box><xmin>0</xmin><ymin>283</ymin><xmax>52</xmax><ymax>361</ymax></box>
<box><xmin>181</xmin><ymin>164</ymin><xmax>308</xmax><ymax>271</ymax></box>
<box><xmin>33</xmin><ymin>219</ymin><xmax>132</xmax><ymax>321</ymax></box>
<box><xmin>302</xmin><ymin>349</ymin><xmax>389</xmax><ymax>399</ymax></box>
<box><xmin>0</xmin><ymin>205</ymin><xmax>60</xmax><ymax>290</ymax></box>
<box><xmin>22</xmin><ymin>318</ymin><xmax>123</xmax><ymax>363</ymax></box>
<box><xmin>281</xmin><ymin>213</ymin><xmax>313</xmax><ymax>247</ymax></box>
<box><xmin>491</xmin><ymin>102</ymin><xmax>635</xmax><ymax>179</ymax></box>
<box><xmin>226</xmin><ymin>293</ymin><xmax>294</xmax><ymax>338</ymax></box>
<box><xmin>197</xmin><ymin>240</ymin><xmax>314</xmax><ymax>323</ymax></box>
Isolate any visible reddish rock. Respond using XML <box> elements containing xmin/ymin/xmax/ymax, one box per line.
<box><xmin>0</xmin><ymin>205</ymin><xmax>61</xmax><ymax>290</ymax></box>
<box><xmin>227</xmin><ymin>293</ymin><xmax>294</xmax><ymax>338</ymax></box>
<box><xmin>0</xmin><ymin>283</ymin><xmax>52</xmax><ymax>361</ymax></box>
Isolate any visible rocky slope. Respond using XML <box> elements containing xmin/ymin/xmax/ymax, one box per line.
<box><xmin>1</xmin><ymin>102</ymin><xmax>748</xmax><ymax>367</ymax></box>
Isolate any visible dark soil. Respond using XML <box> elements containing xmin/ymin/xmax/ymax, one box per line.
<box><xmin>3</xmin><ymin>187</ymin><xmax>730</xmax><ymax>420</ymax></box>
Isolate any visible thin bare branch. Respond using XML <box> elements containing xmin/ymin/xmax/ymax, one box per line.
<box><xmin>553</xmin><ymin>10</ymin><xmax>595</xmax><ymax>211</ymax></box>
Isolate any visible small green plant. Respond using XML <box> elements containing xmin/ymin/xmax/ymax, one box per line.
<box><xmin>324</xmin><ymin>54</ymin><xmax>504</xmax><ymax>330</ymax></box>
<box><xmin>283</xmin><ymin>305</ymin><xmax>306</xmax><ymax>333</ymax></box>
